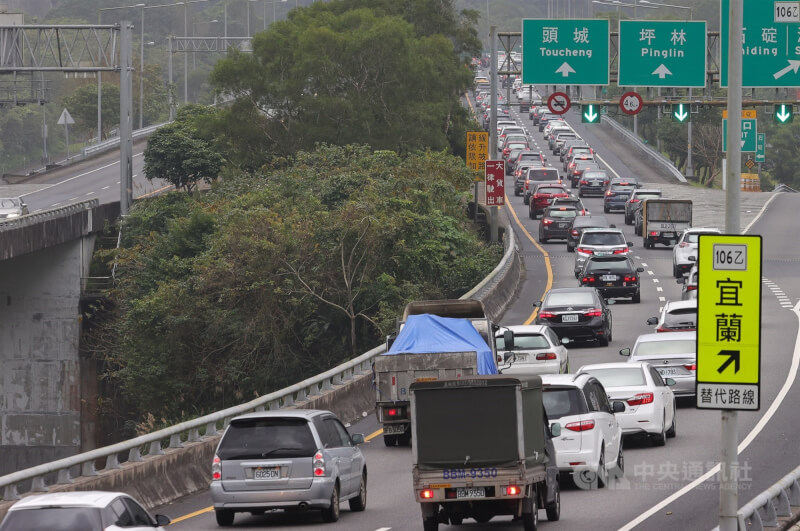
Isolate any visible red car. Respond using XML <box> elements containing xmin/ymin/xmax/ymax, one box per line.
<box><xmin>528</xmin><ymin>183</ymin><xmax>570</xmax><ymax>219</ymax></box>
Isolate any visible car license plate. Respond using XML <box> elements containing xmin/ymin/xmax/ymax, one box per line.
<box><xmin>595</xmin><ymin>251</ymin><xmax>611</xmax><ymax>256</ymax></box>
<box><xmin>558</xmin><ymin>222</ymin><xmax>567</xmax><ymax>228</ymax></box>
<box><xmin>253</xmin><ymin>467</ymin><xmax>280</xmax><ymax>480</ymax></box>
<box><xmin>662</xmin><ymin>232</ymin><xmax>675</xmax><ymax>238</ymax></box>
<box><xmin>601</xmin><ymin>274</ymin><xmax>617</xmax><ymax>281</ymax></box>
<box><xmin>657</xmin><ymin>368</ymin><xmax>678</xmax><ymax>376</ymax></box>
<box><xmin>562</xmin><ymin>314</ymin><xmax>579</xmax><ymax>323</ymax></box>
<box><xmin>456</xmin><ymin>488</ymin><xmax>486</xmax><ymax>499</ymax></box>
<box><xmin>384</xmin><ymin>424</ymin><xmax>406</xmax><ymax>435</ymax></box>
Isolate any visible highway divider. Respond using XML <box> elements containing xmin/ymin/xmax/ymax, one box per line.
<box><xmin>0</xmin><ymin>204</ymin><xmax>521</xmax><ymax>517</ymax></box>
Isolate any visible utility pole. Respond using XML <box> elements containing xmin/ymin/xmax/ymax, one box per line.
<box><xmin>120</xmin><ymin>21</ymin><xmax>134</xmax><ymax>216</ymax></box>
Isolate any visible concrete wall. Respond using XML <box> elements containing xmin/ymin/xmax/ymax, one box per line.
<box><xmin>0</xmin><ymin>239</ymin><xmax>92</xmax><ymax>476</ymax></box>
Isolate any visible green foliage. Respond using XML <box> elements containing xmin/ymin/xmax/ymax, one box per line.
<box><xmin>96</xmin><ymin>144</ymin><xmax>499</xmax><ymax>421</ymax></box>
<box><xmin>62</xmin><ymin>83</ymin><xmax>120</xmax><ymax>138</ymax></box>
<box><xmin>762</xmin><ymin>121</ymin><xmax>800</xmax><ymax>188</ymax></box>
<box><xmin>143</xmin><ymin>104</ymin><xmax>224</xmax><ymax>191</ymax></box>
<box><xmin>208</xmin><ymin>0</ymin><xmax>476</xmax><ymax>168</ymax></box>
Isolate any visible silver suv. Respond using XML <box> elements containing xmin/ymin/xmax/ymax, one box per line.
<box><xmin>573</xmin><ymin>228</ymin><xmax>633</xmax><ymax>278</ymax></box>
<box><xmin>210</xmin><ymin>410</ymin><xmax>367</xmax><ymax>526</ymax></box>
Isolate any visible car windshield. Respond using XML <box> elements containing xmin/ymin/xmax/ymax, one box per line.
<box><xmin>583</xmin><ymin>172</ymin><xmax>606</xmax><ymax>179</ymax></box>
<box><xmin>0</xmin><ymin>198</ymin><xmax>20</xmax><ymax>208</ymax></box>
<box><xmin>546</xmin><ymin>209</ymin><xmax>578</xmax><ymax>219</ymax></box>
<box><xmin>664</xmin><ymin>308</ymin><xmax>697</xmax><ymax>327</ymax></box>
<box><xmin>519</xmin><ymin>153</ymin><xmax>542</xmax><ymax>161</ymax></box>
<box><xmin>217</xmin><ymin>418</ymin><xmax>317</xmax><ymax>460</ymax></box>
<box><xmin>528</xmin><ymin>170</ymin><xmax>559</xmax><ymax>181</ymax></box>
<box><xmin>496</xmin><ymin>333</ymin><xmax>549</xmax><ymax>350</ymax></box>
<box><xmin>0</xmin><ymin>508</ymin><xmax>103</xmax><ymax>531</ymax></box>
<box><xmin>637</xmin><ymin>193</ymin><xmax>662</xmax><ymax>200</ymax></box>
<box><xmin>536</xmin><ymin>187</ymin><xmax>566</xmax><ymax>195</ymax></box>
<box><xmin>542</xmin><ymin>388</ymin><xmax>586</xmax><ymax>420</ymax></box>
<box><xmin>545</xmin><ymin>292</ymin><xmax>595</xmax><ymax>307</ymax></box>
<box><xmin>686</xmin><ymin>232</ymin><xmax>717</xmax><ymax>243</ymax></box>
<box><xmin>634</xmin><ymin>339</ymin><xmax>696</xmax><ymax>356</ymax></box>
<box><xmin>581</xmin><ymin>232</ymin><xmax>626</xmax><ymax>245</ymax></box>
<box><xmin>581</xmin><ymin>367</ymin><xmax>646</xmax><ymax>387</ymax></box>
<box><xmin>586</xmin><ymin>259</ymin><xmax>632</xmax><ymax>272</ymax></box>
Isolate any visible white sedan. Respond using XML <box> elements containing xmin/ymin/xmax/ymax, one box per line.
<box><xmin>672</xmin><ymin>227</ymin><xmax>721</xmax><ymax>277</ymax></box>
<box><xmin>495</xmin><ymin>324</ymin><xmax>570</xmax><ymax>375</ymax></box>
<box><xmin>577</xmin><ymin>361</ymin><xmax>677</xmax><ymax>446</ymax></box>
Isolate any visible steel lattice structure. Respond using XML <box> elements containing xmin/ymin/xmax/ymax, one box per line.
<box><xmin>0</xmin><ymin>25</ymin><xmax>119</xmax><ymax>72</ymax></box>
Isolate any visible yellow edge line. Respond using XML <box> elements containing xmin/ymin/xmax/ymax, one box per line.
<box><xmin>502</xmin><ymin>193</ymin><xmax>553</xmax><ymax>325</ymax></box>
<box><xmin>168</xmin><ymin>505</ymin><xmax>213</xmax><ymax>525</ymax></box>
<box><xmin>138</xmin><ymin>184</ymin><xmax>173</xmax><ymax>199</ymax></box>
<box><xmin>169</xmin><ymin>427</ymin><xmax>384</xmax><ymax>525</ymax></box>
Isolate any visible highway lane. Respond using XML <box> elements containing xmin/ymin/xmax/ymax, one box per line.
<box><xmin>0</xmin><ymin>142</ymin><xmax>169</xmax><ymax>211</ymax></box>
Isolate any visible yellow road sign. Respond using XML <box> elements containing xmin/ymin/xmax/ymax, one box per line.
<box><xmin>696</xmin><ymin>234</ymin><xmax>762</xmax><ymax>410</ymax></box>
<box><xmin>466</xmin><ymin>131</ymin><xmax>489</xmax><ymax>175</ymax></box>
<box><xmin>722</xmin><ymin>109</ymin><xmax>757</xmax><ymax>119</ymax></box>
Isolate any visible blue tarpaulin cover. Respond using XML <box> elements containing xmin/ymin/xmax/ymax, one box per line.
<box><xmin>385</xmin><ymin>314</ymin><xmax>497</xmax><ymax>375</ymax></box>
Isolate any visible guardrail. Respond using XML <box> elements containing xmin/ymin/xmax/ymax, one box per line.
<box><xmin>0</xmin><ymin>199</ymin><xmax>98</xmax><ymax>231</ymax></box>
<box><xmin>773</xmin><ymin>183</ymin><xmax>799</xmax><ymax>193</ymax></box>
<box><xmin>0</xmin><ymin>210</ymin><xmax>517</xmax><ymax>502</ymax></box>
<box><xmin>711</xmin><ymin>465</ymin><xmax>800</xmax><ymax>530</ymax></box>
<box><xmin>600</xmin><ymin>114</ymin><xmax>687</xmax><ymax>184</ymax></box>
<box><xmin>82</xmin><ymin>122</ymin><xmax>168</xmax><ymax>158</ymax></box>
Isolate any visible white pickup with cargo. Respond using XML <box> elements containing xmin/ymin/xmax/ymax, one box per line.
<box><xmin>374</xmin><ymin>300</ymin><xmax>499</xmax><ymax>447</ymax></box>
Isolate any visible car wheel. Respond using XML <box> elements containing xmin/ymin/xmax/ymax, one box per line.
<box><xmin>529</xmin><ymin>208</ymin><xmax>535</xmax><ymax>219</ymax></box>
<box><xmin>398</xmin><ymin>430</ymin><xmax>412</xmax><ymax>446</ymax></box>
<box><xmin>578</xmin><ymin>191</ymin><xmax>584</xmax><ymax>198</ymax></box>
<box><xmin>423</xmin><ymin>517</ymin><xmax>439</xmax><ymax>531</ymax></box>
<box><xmin>632</xmin><ymin>290</ymin><xmax>641</xmax><ymax>303</ymax></box>
<box><xmin>625</xmin><ymin>214</ymin><xmax>632</xmax><ymax>225</ymax></box>
<box><xmin>673</xmin><ymin>263</ymin><xmax>680</xmax><ymax>278</ymax></box>
<box><xmin>521</xmin><ymin>492</ymin><xmax>538</xmax><ymax>531</ymax></box>
<box><xmin>604</xmin><ymin>206</ymin><xmax>609</xmax><ymax>213</ymax></box>
<box><xmin>545</xmin><ymin>481</ymin><xmax>561</xmax><ymax>521</ymax></box>
<box><xmin>651</xmin><ymin>413</ymin><xmax>667</xmax><ymax>447</ymax></box>
<box><xmin>474</xmin><ymin>514</ymin><xmax>493</xmax><ymax>523</ymax></box>
<box><xmin>598</xmin><ymin>333</ymin><xmax>609</xmax><ymax>347</ymax></box>
<box><xmin>515</xmin><ymin>190</ymin><xmax>520</xmax><ymax>196</ymax></box>
<box><xmin>567</xmin><ymin>245</ymin><xmax>573</xmax><ymax>253</ymax></box>
<box><xmin>449</xmin><ymin>515</ymin><xmax>464</xmax><ymax>525</ymax></box>
<box><xmin>524</xmin><ymin>196</ymin><xmax>529</xmax><ymax>205</ymax></box>
<box><xmin>539</xmin><ymin>235</ymin><xmax>548</xmax><ymax>243</ymax></box>
<box><xmin>383</xmin><ymin>434</ymin><xmax>397</xmax><ymax>447</ymax></box>
<box><xmin>321</xmin><ymin>482</ymin><xmax>340</xmax><ymax>522</ymax></box>
<box><xmin>349</xmin><ymin>471</ymin><xmax>367</xmax><ymax>511</ymax></box>
<box><xmin>613</xmin><ymin>444</ymin><xmax>625</xmax><ymax>477</ymax></box>
<box><xmin>215</xmin><ymin>510</ymin><xmax>234</xmax><ymax>527</ymax></box>
<box><xmin>666</xmin><ymin>403</ymin><xmax>677</xmax><ymax>438</ymax></box>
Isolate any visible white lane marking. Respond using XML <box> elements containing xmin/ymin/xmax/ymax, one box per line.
<box><xmin>656</xmin><ymin>287</ymin><xmax>663</xmax><ymax>292</ymax></box>
<box><xmin>619</xmin><ymin>300</ymin><xmax>800</xmax><ymax>531</ymax></box>
<box><xmin>18</xmin><ymin>152</ymin><xmax>144</xmax><ymax>198</ymax></box>
<box><xmin>68</xmin><ymin>197</ymin><xmax>78</xmax><ymax>201</ymax></box>
<box><xmin>647</xmin><ymin>270</ymin><xmax>654</xmax><ymax>276</ymax></box>
<box><xmin>50</xmin><ymin>203</ymin><xmax>60</xmax><ymax>207</ymax></box>
<box><xmin>659</xmin><ymin>297</ymin><xmax>665</xmax><ymax>302</ymax></box>
<box><xmin>743</xmin><ymin>191</ymin><xmax>781</xmax><ymax>234</ymax></box>
<box><xmin>652</xmin><ymin>278</ymin><xmax>659</xmax><ymax>283</ymax></box>
<box><xmin>101</xmin><ymin>186</ymin><xmax>110</xmax><ymax>190</ymax></box>
<box><xmin>594</xmin><ymin>152</ymin><xmax>622</xmax><ymax>180</ymax></box>
<box><xmin>641</xmin><ymin>262</ymin><xmax>647</xmax><ymax>266</ymax></box>
<box><xmin>116</xmin><ymin>181</ymin><xmax>120</xmax><ymax>184</ymax></box>
<box><xmin>375</xmin><ymin>528</ymin><xmax>392</xmax><ymax>531</ymax></box>
<box><xmin>85</xmin><ymin>192</ymin><xmax>95</xmax><ymax>196</ymax></box>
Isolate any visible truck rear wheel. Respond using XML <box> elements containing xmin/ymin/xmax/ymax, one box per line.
<box><xmin>521</xmin><ymin>493</ymin><xmax>538</xmax><ymax>531</ymax></box>
<box><xmin>545</xmin><ymin>481</ymin><xmax>561</xmax><ymax>521</ymax></box>
<box><xmin>422</xmin><ymin>517</ymin><xmax>439</xmax><ymax>531</ymax></box>
<box><xmin>398</xmin><ymin>430</ymin><xmax>412</xmax><ymax>446</ymax></box>
<box><xmin>383</xmin><ymin>434</ymin><xmax>398</xmax><ymax>447</ymax></box>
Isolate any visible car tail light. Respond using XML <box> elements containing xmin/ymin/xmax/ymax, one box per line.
<box><xmin>631</xmin><ymin>198</ymin><xmax>641</xmax><ymax>203</ymax></box>
<box><xmin>686</xmin><ymin>285</ymin><xmax>697</xmax><ymax>291</ymax></box>
<box><xmin>684</xmin><ymin>363</ymin><xmax>697</xmax><ymax>371</ymax></box>
<box><xmin>565</xmin><ymin>420</ymin><xmax>595</xmax><ymax>432</ymax></box>
<box><xmin>525</xmin><ymin>179</ymin><xmax>530</xmax><ymax>189</ymax></box>
<box><xmin>543</xmin><ymin>219</ymin><xmax>554</xmax><ymax>225</ymax></box>
<box><xmin>603</xmin><ymin>181</ymin><xmax>609</xmax><ymax>186</ymax></box>
<box><xmin>570</xmin><ymin>229</ymin><xmax>579</xmax><ymax>236</ymax></box>
<box><xmin>649</xmin><ymin>231</ymin><xmax>658</xmax><ymax>236</ymax></box>
<box><xmin>538</xmin><ymin>311</ymin><xmax>556</xmax><ymax>319</ymax></box>
<box><xmin>613</xmin><ymin>248</ymin><xmax>629</xmax><ymax>254</ymax></box>
<box><xmin>313</xmin><ymin>451</ymin><xmax>326</xmax><ymax>477</ymax></box>
<box><xmin>583</xmin><ymin>309</ymin><xmax>603</xmax><ymax>317</ymax></box>
<box><xmin>536</xmin><ymin>352</ymin><xmax>558</xmax><ymax>360</ymax></box>
<box><xmin>626</xmin><ymin>392</ymin><xmax>654</xmax><ymax>406</ymax></box>
<box><xmin>679</xmin><ymin>242</ymin><xmax>690</xmax><ymax>248</ymax></box>
<box><xmin>580</xmin><ymin>180</ymin><xmax>588</xmax><ymax>185</ymax></box>
<box><xmin>656</xmin><ymin>326</ymin><xmax>668</xmax><ymax>332</ymax></box>
<box><xmin>212</xmin><ymin>455</ymin><xmax>221</xmax><ymax>480</ymax></box>
<box><xmin>624</xmin><ymin>276</ymin><xmax>638</xmax><ymax>282</ymax></box>
<box><xmin>420</xmin><ymin>489</ymin><xmax>435</xmax><ymax>499</ymax></box>
<box><xmin>505</xmin><ymin>485</ymin><xmax>521</xmax><ymax>496</ymax></box>
<box><xmin>576</xmin><ymin>247</ymin><xmax>593</xmax><ymax>255</ymax></box>
<box><xmin>581</xmin><ymin>276</ymin><xmax>596</xmax><ymax>283</ymax></box>
<box><xmin>606</xmin><ymin>190</ymin><xmax>613</xmax><ymax>196</ymax></box>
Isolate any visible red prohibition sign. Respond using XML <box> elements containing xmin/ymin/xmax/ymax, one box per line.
<box><xmin>620</xmin><ymin>91</ymin><xmax>644</xmax><ymax>115</ymax></box>
<box><xmin>547</xmin><ymin>92</ymin><xmax>571</xmax><ymax>115</ymax></box>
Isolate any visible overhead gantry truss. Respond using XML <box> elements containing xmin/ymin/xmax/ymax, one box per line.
<box><xmin>0</xmin><ymin>25</ymin><xmax>120</xmax><ymax>72</ymax></box>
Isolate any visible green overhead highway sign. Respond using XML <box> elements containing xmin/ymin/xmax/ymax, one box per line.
<box><xmin>721</xmin><ymin>0</ymin><xmax>800</xmax><ymax>87</ymax></box>
<box><xmin>774</xmin><ymin>103</ymin><xmax>794</xmax><ymax>123</ymax></box>
<box><xmin>618</xmin><ymin>20</ymin><xmax>707</xmax><ymax>87</ymax></box>
<box><xmin>756</xmin><ymin>133</ymin><xmax>766</xmax><ymax>163</ymax></box>
<box><xmin>581</xmin><ymin>104</ymin><xmax>601</xmax><ymax>123</ymax></box>
<box><xmin>521</xmin><ymin>19</ymin><xmax>609</xmax><ymax>85</ymax></box>
<box><xmin>672</xmin><ymin>103</ymin><xmax>690</xmax><ymax>123</ymax></box>
<box><xmin>722</xmin><ymin>110</ymin><xmax>758</xmax><ymax>153</ymax></box>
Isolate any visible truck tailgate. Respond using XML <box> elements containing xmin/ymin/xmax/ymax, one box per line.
<box><xmin>375</xmin><ymin>352</ymin><xmax>478</xmax><ymax>402</ymax></box>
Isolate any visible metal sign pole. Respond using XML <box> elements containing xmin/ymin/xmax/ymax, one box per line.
<box><xmin>721</xmin><ymin>0</ymin><xmax>743</xmax><ymax>529</ymax></box>
<box><xmin>120</xmin><ymin>21</ymin><xmax>133</xmax><ymax>216</ymax></box>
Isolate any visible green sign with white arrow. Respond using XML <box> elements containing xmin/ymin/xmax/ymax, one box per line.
<box><xmin>774</xmin><ymin>104</ymin><xmax>794</xmax><ymax>123</ymax></box>
<box><xmin>521</xmin><ymin>19</ymin><xmax>609</xmax><ymax>85</ymax></box>
<box><xmin>582</xmin><ymin>104</ymin><xmax>601</xmax><ymax>123</ymax></box>
<box><xmin>721</xmin><ymin>0</ymin><xmax>800</xmax><ymax>87</ymax></box>
<box><xmin>672</xmin><ymin>103</ymin><xmax>690</xmax><ymax>123</ymax></box>
<box><xmin>756</xmin><ymin>133</ymin><xmax>766</xmax><ymax>162</ymax></box>
<box><xmin>618</xmin><ymin>20</ymin><xmax>707</xmax><ymax>88</ymax></box>
<box><xmin>723</xmin><ymin>118</ymin><xmax>758</xmax><ymax>153</ymax></box>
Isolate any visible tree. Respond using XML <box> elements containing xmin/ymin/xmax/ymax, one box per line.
<box><xmin>763</xmin><ymin>122</ymin><xmax>800</xmax><ymax>188</ymax></box>
<box><xmin>62</xmin><ymin>82</ymin><xmax>120</xmax><ymax>139</ymax></box>
<box><xmin>143</xmin><ymin>122</ymin><xmax>224</xmax><ymax>192</ymax></box>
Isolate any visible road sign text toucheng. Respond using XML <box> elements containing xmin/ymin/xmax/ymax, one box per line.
<box><xmin>522</xmin><ymin>19</ymin><xmax>609</xmax><ymax>85</ymax></box>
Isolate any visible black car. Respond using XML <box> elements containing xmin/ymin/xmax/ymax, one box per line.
<box><xmin>566</xmin><ymin>215</ymin><xmax>613</xmax><ymax>252</ymax></box>
<box><xmin>578</xmin><ymin>171</ymin><xmax>610</xmax><ymax>197</ymax></box>
<box><xmin>570</xmin><ymin>161</ymin><xmax>600</xmax><ymax>188</ymax></box>
<box><xmin>624</xmin><ymin>188</ymin><xmax>662</xmax><ymax>225</ymax></box>
<box><xmin>603</xmin><ymin>178</ymin><xmax>639</xmax><ymax>213</ymax></box>
<box><xmin>539</xmin><ymin>206</ymin><xmax>579</xmax><ymax>242</ymax></box>
<box><xmin>579</xmin><ymin>256</ymin><xmax>644</xmax><ymax>303</ymax></box>
<box><xmin>533</xmin><ymin>287</ymin><xmax>614</xmax><ymax>345</ymax></box>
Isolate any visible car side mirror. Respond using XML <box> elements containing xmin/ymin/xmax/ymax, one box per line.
<box><xmin>612</xmin><ymin>401</ymin><xmax>626</xmax><ymax>413</ymax></box>
<box><xmin>351</xmin><ymin>433</ymin><xmax>365</xmax><ymax>445</ymax></box>
<box><xmin>627</xmin><ymin>241</ymin><xmax>634</xmax><ymax>247</ymax></box>
<box><xmin>637</xmin><ymin>267</ymin><xmax>645</xmax><ymax>272</ymax></box>
<box><xmin>646</xmin><ymin>317</ymin><xmax>658</xmax><ymax>325</ymax></box>
<box><xmin>561</xmin><ymin>337</ymin><xmax>570</xmax><ymax>345</ymax></box>
<box><xmin>503</xmin><ymin>329</ymin><xmax>515</xmax><ymax>350</ymax></box>
<box><xmin>533</xmin><ymin>301</ymin><xmax>542</xmax><ymax>308</ymax></box>
<box><xmin>689</xmin><ymin>256</ymin><xmax>697</xmax><ymax>262</ymax></box>
<box><xmin>550</xmin><ymin>423</ymin><xmax>561</xmax><ymax>437</ymax></box>
<box><xmin>155</xmin><ymin>514</ymin><xmax>172</xmax><ymax>526</ymax></box>
<box><xmin>676</xmin><ymin>277</ymin><xmax>685</xmax><ymax>284</ymax></box>
<box><xmin>606</xmin><ymin>299</ymin><xmax>616</xmax><ymax>305</ymax></box>
<box><xmin>610</xmin><ymin>224</ymin><xmax>617</xmax><ymax>228</ymax></box>
<box><xmin>665</xmin><ymin>378</ymin><xmax>677</xmax><ymax>387</ymax></box>
<box><xmin>619</xmin><ymin>347</ymin><xmax>631</xmax><ymax>357</ymax></box>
